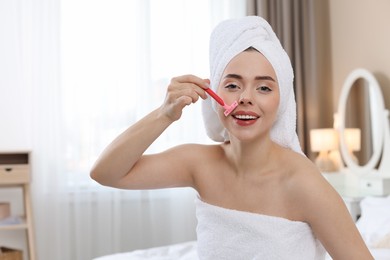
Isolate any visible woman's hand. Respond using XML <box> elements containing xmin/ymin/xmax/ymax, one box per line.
<box><xmin>160</xmin><ymin>75</ymin><xmax>209</xmax><ymax>121</ymax></box>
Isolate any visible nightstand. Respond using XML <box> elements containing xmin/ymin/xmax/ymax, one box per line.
<box><xmin>0</xmin><ymin>151</ymin><xmax>35</xmax><ymax>260</ymax></box>
<box><xmin>323</xmin><ymin>172</ymin><xmax>374</xmax><ymax>221</ymax></box>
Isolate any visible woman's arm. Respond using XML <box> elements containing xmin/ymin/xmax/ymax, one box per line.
<box><xmin>297</xmin><ymin>168</ymin><xmax>374</xmax><ymax>259</ymax></box>
<box><xmin>90</xmin><ymin>75</ymin><xmax>208</xmax><ymax>189</ymax></box>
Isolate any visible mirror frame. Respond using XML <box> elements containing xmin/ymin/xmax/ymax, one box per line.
<box><xmin>337</xmin><ymin>68</ymin><xmax>385</xmax><ymax>175</ymax></box>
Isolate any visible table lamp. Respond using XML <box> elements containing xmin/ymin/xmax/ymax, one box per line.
<box><xmin>343</xmin><ymin>128</ymin><xmax>361</xmax><ymax>163</ymax></box>
<box><xmin>310</xmin><ymin>128</ymin><xmax>338</xmax><ymax>172</ymax></box>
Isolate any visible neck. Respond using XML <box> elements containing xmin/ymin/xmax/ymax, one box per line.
<box><xmin>225</xmin><ymin>135</ymin><xmax>277</xmax><ymax>175</ymax></box>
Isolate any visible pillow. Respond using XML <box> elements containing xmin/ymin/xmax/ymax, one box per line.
<box><xmin>373</xmin><ymin>233</ymin><xmax>390</xmax><ymax>249</ymax></box>
<box><xmin>356</xmin><ymin>196</ymin><xmax>390</xmax><ymax>247</ymax></box>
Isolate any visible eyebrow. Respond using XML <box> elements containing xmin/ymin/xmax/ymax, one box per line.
<box><xmin>223</xmin><ymin>74</ymin><xmax>276</xmax><ymax>82</ymax></box>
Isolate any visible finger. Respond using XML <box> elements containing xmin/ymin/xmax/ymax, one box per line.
<box><xmin>184</xmin><ymin>85</ymin><xmax>207</xmax><ymax>100</ymax></box>
<box><xmin>169</xmin><ymin>75</ymin><xmax>209</xmax><ymax>101</ymax></box>
<box><xmin>169</xmin><ymin>81</ymin><xmax>206</xmax><ymax>101</ymax></box>
<box><xmin>174</xmin><ymin>86</ymin><xmax>201</xmax><ymax>103</ymax></box>
<box><xmin>176</xmin><ymin>96</ymin><xmax>193</xmax><ymax>108</ymax></box>
<box><xmin>172</xmin><ymin>75</ymin><xmax>209</xmax><ymax>90</ymax></box>
<box><xmin>182</xmin><ymin>83</ymin><xmax>207</xmax><ymax>101</ymax></box>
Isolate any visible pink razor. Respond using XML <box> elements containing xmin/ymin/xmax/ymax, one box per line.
<box><xmin>205</xmin><ymin>88</ymin><xmax>238</xmax><ymax>116</ymax></box>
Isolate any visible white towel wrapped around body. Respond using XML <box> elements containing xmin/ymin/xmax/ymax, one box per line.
<box><xmin>195</xmin><ymin>197</ymin><xmax>326</xmax><ymax>260</ymax></box>
<box><xmin>202</xmin><ymin>16</ymin><xmax>303</xmax><ymax>155</ymax></box>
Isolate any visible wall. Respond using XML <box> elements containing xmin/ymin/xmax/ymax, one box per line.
<box><xmin>329</xmin><ymin>0</ymin><xmax>390</xmax><ymax>111</ymax></box>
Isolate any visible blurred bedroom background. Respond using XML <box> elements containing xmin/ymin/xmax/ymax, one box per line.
<box><xmin>1</xmin><ymin>0</ymin><xmax>389</xmax><ymax>259</ymax></box>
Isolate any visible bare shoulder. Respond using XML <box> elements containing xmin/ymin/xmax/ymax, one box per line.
<box><xmin>281</xmin><ymin>150</ymin><xmax>344</xmax><ymax>221</ymax></box>
<box><xmin>164</xmin><ymin>143</ymin><xmax>223</xmax><ymax>162</ymax></box>
<box><xmin>157</xmin><ymin>143</ymin><xmax>225</xmax><ymax>174</ymax></box>
<box><xmin>282</xmin><ymin>150</ymin><xmax>373</xmax><ymax>259</ymax></box>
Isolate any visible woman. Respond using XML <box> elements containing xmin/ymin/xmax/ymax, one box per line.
<box><xmin>91</xmin><ymin>16</ymin><xmax>373</xmax><ymax>259</ymax></box>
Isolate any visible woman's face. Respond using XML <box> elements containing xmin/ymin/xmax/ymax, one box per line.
<box><xmin>216</xmin><ymin>50</ymin><xmax>280</xmax><ymax>142</ymax></box>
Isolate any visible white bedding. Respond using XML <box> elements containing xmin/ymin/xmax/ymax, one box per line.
<box><xmin>94</xmin><ymin>196</ymin><xmax>390</xmax><ymax>259</ymax></box>
<box><xmin>93</xmin><ymin>241</ymin><xmax>198</xmax><ymax>260</ymax></box>
<box><xmin>93</xmin><ymin>240</ymin><xmax>390</xmax><ymax>260</ymax></box>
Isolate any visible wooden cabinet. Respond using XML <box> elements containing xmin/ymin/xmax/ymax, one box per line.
<box><xmin>0</xmin><ymin>152</ymin><xmax>35</xmax><ymax>260</ymax></box>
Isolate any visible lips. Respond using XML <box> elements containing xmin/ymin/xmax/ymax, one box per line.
<box><xmin>233</xmin><ymin>114</ymin><xmax>258</xmax><ymax>120</ymax></box>
<box><xmin>232</xmin><ymin>111</ymin><xmax>260</xmax><ymax>126</ymax></box>
<box><xmin>232</xmin><ymin>111</ymin><xmax>260</xmax><ymax>119</ymax></box>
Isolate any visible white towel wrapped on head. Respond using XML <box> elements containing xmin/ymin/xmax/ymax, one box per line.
<box><xmin>202</xmin><ymin>16</ymin><xmax>303</xmax><ymax>155</ymax></box>
<box><xmin>195</xmin><ymin>197</ymin><xmax>326</xmax><ymax>259</ymax></box>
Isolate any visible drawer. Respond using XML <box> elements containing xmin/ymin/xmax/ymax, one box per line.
<box><xmin>0</xmin><ymin>165</ymin><xmax>30</xmax><ymax>184</ymax></box>
<box><xmin>359</xmin><ymin>176</ymin><xmax>390</xmax><ymax>196</ymax></box>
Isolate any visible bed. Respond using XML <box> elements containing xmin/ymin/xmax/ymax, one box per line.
<box><xmin>94</xmin><ymin>240</ymin><xmax>198</xmax><ymax>260</ymax></box>
<box><xmin>94</xmin><ymin>196</ymin><xmax>390</xmax><ymax>260</ymax></box>
<box><xmin>93</xmin><ymin>240</ymin><xmax>390</xmax><ymax>260</ymax></box>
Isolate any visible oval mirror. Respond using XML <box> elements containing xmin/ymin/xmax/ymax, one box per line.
<box><xmin>337</xmin><ymin>69</ymin><xmax>385</xmax><ymax>175</ymax></box>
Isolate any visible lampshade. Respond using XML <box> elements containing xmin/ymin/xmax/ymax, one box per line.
<box><xmin>344</xmin><ymin>128</ymin><xmax>361</xmax><ymax>152</ymax></box>
<box><xmin>310</xmin><ymin>128</ymin><xmax>338</xmax><ymax>152</ymax></box>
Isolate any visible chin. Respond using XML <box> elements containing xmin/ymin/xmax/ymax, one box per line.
<box><xmin>228</xmin><ymin>131</ymin><xmax>263</xmax><ymax>143</ymax></box>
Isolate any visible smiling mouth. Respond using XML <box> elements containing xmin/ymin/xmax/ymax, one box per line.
<box><xmin>233</xmin><ymin>115</ymin><xmax>259</xmax><ymax>120</ymax></box>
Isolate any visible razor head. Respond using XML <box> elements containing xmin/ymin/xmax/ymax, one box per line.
<box><xmin>223</xmin><ymin>101</ymin><xmax>238</xmax><ymax>116</ymax></box>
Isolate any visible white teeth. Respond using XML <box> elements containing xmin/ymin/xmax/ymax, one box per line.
<box><xmin>234</xmin><ymin>115</ymin><xmax>257</xmax><ymax>120</ymax></box>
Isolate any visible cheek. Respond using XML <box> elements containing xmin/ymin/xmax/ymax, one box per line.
<box><xmin>215</xmin><ymin>105</ymin><xmax>224</xmax><ymax>117</ymax></box>
<box><xmin>224</xmin><ymin>95</ymin><xmax>239</xmax><ymax>105</ymax></box>
<box><xmin>216</xmin><ymin>86</ymin><xmax>239</xmax><ymax>105</ymax></box>
<box><xmin>260</xmin><ymin>95</ymin><xmax>280</xmax><ymax>119</ymax></box>
<box><xmin>258</xmin><ymin>94</ymin><xmax>279</xmax><ymax>107</ymax></box>
<box><xmin>269</xmin><ymin>96</ymin><xmax>280</xmax><ymax>120</ymax></box>
<box><xmin>216</xmin><ymin>107</ymin><xmax>229</xmax><ymax>129</ymax></box>
<box><xmin>272</xmin><ymin>96</ymin><xmax>280</xmax><ymax>111</ymax></box>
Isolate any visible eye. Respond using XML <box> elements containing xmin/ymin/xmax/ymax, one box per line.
<box><xmin>224</xmin><ymin>83</ymin><xmax>239</xmax><ymax>90</ymax></box>
<box><xmin>257</xmin><ymin>85</ymin><xmax>272</xmax><ymax>92</ymax></box>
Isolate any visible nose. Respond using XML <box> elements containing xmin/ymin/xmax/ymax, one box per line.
<box><xmin>239</xmin><ymin>89</ymin><xmax>253</xmax><ymax>105</ymax></box>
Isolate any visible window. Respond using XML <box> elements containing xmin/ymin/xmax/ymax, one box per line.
<box><xmin>60</xmin><ymin>0</ymin><xmax>246</xmax><ymax>188</ymax></box>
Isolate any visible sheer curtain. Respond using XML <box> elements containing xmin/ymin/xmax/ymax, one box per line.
<box><xmin>27</xmin><ymin>1</ymin><xmax>246</xmax><ymax>260</ymax></box>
